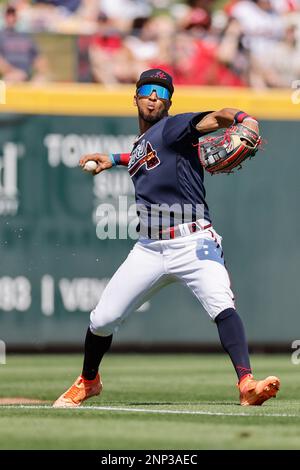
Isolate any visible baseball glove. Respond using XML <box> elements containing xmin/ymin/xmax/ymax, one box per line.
<box><xmin>197</xmin><ymin>123</ymin><xmax>262</xmax><ymax>175</ymax></box>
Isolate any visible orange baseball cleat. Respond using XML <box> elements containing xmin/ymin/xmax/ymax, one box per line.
<box><xmin>238</xmin><ymin>374</ymin><xmax>280</xmax><ymax>406</ymax></box>
<box><xmin>53</xmin><ymin>374</ymin><xmax>102</xmax><ymax>408</ymax></box>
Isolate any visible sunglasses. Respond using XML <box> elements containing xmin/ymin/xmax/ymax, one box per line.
<box><xmin>137</xmin><ymin>84</ymin><xmax>171</xmax><ymax>100</ymax></box>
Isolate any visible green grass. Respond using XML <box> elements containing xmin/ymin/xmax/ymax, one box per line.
<box><xmin>0</xmin><ymin>354</ymin><xmax>299</xmax><ymax>450</ymax></box>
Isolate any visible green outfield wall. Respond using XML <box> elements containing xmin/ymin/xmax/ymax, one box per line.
<box><xmin>0</xmin><ymin>86</ymin><xmax>299</xmax><ymax>348</ymax></box>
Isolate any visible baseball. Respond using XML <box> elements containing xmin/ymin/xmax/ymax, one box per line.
<box><xmin>83</xmin><ymin>160</ymin><xmax>98</xmax><ymax>172</ymax></box>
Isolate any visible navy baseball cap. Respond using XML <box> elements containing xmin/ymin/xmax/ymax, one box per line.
<box><xmin>136</xmin><ymin>69</ymin><xmax>174</xmax><ymax>97</ymax></box>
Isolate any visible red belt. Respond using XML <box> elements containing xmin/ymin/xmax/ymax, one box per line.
<box><xmin>159</xmin><ymin>221</ymin><xmax>212</xmax><ymax>239</ymax></box>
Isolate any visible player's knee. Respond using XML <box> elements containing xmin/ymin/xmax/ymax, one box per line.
<box><xmin>89</xmin><ymin>309</ymin><xmax>119</xmax><ymax>336</ymax></box>
<box><xmin>90</xmin><ymin>324</ymin><xmax>115</xmax><ymax>336</ymax></box>
<box><xmin>89</xmin><ymin>318</ymin><xmax>116</xmax><ymax>336</ymax></box>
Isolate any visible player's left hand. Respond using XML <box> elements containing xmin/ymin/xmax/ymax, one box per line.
<box><xmin>197</xmin><ymin>121</ymin><xmax>262</xmax><ymax>175</ymax></box>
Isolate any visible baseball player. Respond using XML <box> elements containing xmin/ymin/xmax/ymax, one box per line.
<box><xmin>53</xmin><ymin>69</ymin><xmax>280</xmax><ymax>408</ymax></box>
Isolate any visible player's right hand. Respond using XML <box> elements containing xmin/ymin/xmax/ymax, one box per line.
<box><xmin>79</xmin><ymin>153</ymin><xmax>113</xmax><ymax>175</ymax></box>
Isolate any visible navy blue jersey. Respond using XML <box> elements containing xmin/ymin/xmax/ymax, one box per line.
<box><xmin>128</xmin><ymin>112</ymin><xmax>212</xmax><ymax>237</ymax></box>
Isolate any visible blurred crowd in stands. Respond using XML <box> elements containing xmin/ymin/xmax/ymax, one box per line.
<box><xmin>0</xmin><ymin>0</ymin><xmax>299</xmax><ymax>87</ymax></box>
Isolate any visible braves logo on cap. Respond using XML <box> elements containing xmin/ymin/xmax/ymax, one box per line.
<box><xmin>128</xmin><ymin>140</ymin><xmax>160</xmax><ymax>177</ymax></box>
<box><xmin>151</xmin><ymin>71</ymin><xmax>167</xmax><ymax>79</ymax></box>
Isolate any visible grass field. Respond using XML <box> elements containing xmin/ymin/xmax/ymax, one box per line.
<box><xmin>0</xmin><ymin>353</ymin><xmax>299</xmax><ymax>450</ymax></box>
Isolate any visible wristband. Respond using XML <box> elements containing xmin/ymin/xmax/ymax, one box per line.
<box><xmin>109</xmin><ymin>153</ymin><xmax>117</xmax><ymax>166</ymax></box>
<box><xmin>234</xmin><ymin>111</ymin><xmax>250</xmax><ymax>124</ymax></box>
<box><xmin>109</xmin><ymin>153</ymin><xmax>130</xmax><ymax>166</ymax></box>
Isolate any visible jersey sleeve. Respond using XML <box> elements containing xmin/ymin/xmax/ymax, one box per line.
<box><xmin>162</xmin><ymin>112</ymin><xmax>213</xmax><ymax>149</ymax></box>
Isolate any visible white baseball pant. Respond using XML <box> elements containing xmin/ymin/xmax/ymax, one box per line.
<box><xmin>90</xmin><ymin>226</ymin><xmax>235</xmax><ymax>336</ymax></box>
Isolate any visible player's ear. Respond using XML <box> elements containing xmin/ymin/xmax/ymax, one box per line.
<box><xmin>133</xmin><ymin>95</ymin><xmax>137</xmax><ymax>107</ymax></box>
<box><xmin>166</xmin><ymin>99</ymin><xmax>172</xmax><ymax>111</ymax></box>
